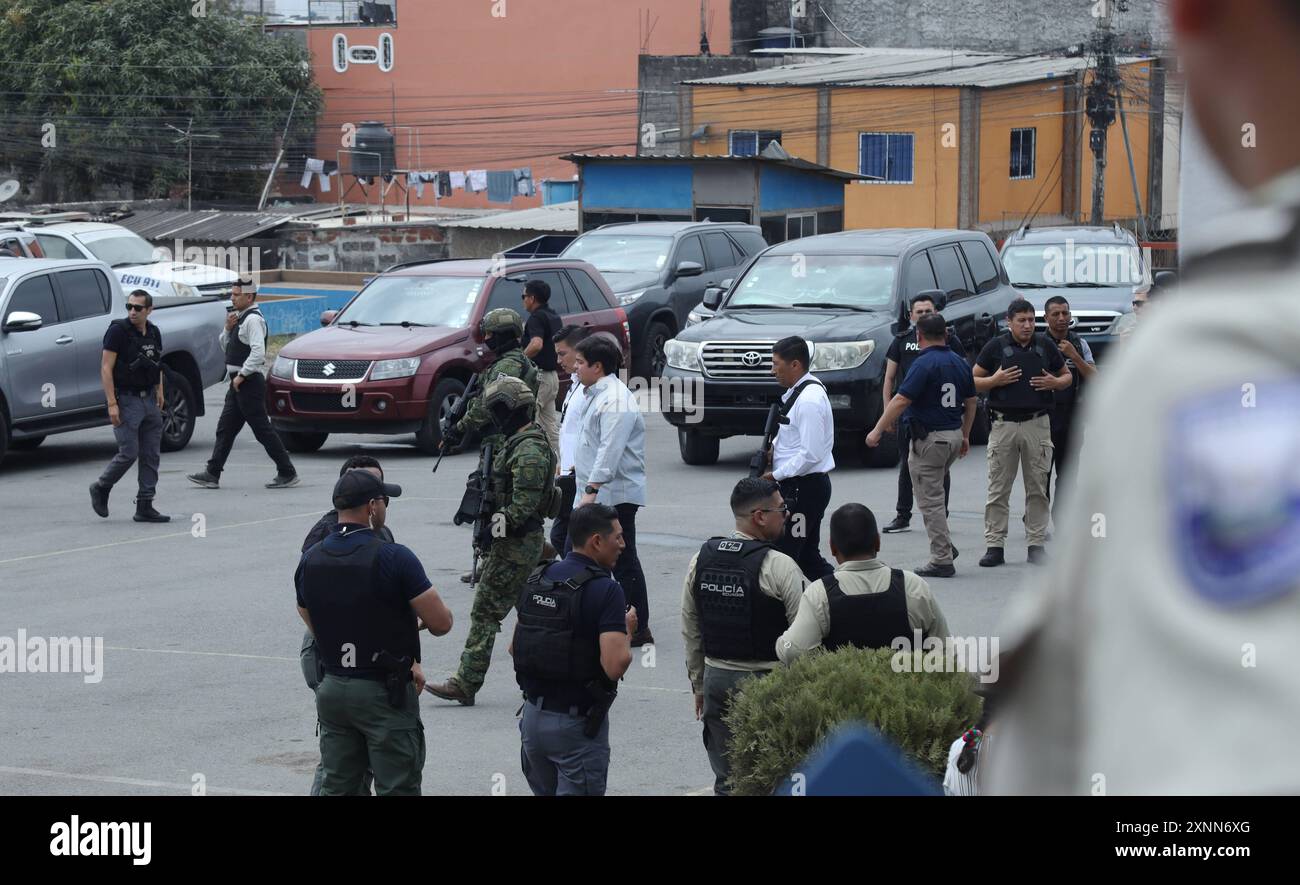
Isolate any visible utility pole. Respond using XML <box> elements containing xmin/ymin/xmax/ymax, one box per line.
<box><xmin>257</xmin><ymin>90</ymin><xmax>300</xmax><ymax>211</ymax></box>
<box><xmin>167</xmin><ymin>118</ymin><xmax>220</xmax><ymax>212</ymax></box>
<box><xmin>1085</xmin><ymin>0</ymin><xmax>1124</xmax><ymax>224</ymax></box>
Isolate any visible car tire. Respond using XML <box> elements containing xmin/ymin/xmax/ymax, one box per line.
<box><xmin>634</xmin><ymin>320</ymin><xmax>673</xmax><ymax>380</ymax></box>
<box><xmin>159</xmin><ymin>373</ymin><xmax>196</xmax><ymax>452</ymax></box>
<box><xmin>415</xmin><ymin>377</ymin><xmax>465</xmax><ymax>455</ymax></box>
<box><xmin>679</xmin><ymin>428</ymin><xmax>720</xmax><ymax>466</ymax></box>
<box><xmin>282</xmin><ymin>431</ymin><xmax>329</xmax><ymax>454</ymax></box>
<box><xmin>10</xmin><ymin>435</ymin><xmax>45</xmax><ymax>451</ymax></box>
<box><xmin>970</xmin><ymin>397</ymin><xmax>991</xmax><ymax>446</ymax></box>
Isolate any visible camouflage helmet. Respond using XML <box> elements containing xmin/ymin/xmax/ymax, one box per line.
<box><xmin>483</xmin><ymin>374</ymin><xmax>536</xmax><ymax>412</ymax></box>
<box><xmin>480</xmin><ymin>307</ymin><xmax>524</xmax><ymax>340</ymax></box>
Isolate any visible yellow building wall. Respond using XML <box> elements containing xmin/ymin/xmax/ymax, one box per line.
<box><xmin>977</xmin><ymin>80</ymin><xmax>1067</xmax><ymax>226</ymax></box>
<box><xmin>689</xmin><ymin>86</ymin><xmax>820</xmax><ymax>162</ymax></box>
<box><xmin>1079</xmin><ymin>62</ymin><xmax>1153</xmax><ymax>221</ymax></box>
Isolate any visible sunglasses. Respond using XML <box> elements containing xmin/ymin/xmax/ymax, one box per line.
<box><xmin>126</xmin><ymin>304</ymin><xmax>147</xmax><ymax>312</ymax></box>
<box><xmin>753</xmin><ymin>505</ymin><xmax>789</xmax><ymax>515</ymax></box>
<box><xmin>1132</xmin><ymin>299</ymin><xmax>1147</xmax><ymax>308</ymax></box>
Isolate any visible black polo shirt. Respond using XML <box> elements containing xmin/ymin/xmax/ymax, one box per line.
<box><xmin>525</xmin><ymin>305</ymin><xmax>562</xmax><ymax>372</ymax></box>
<box><xmin>887</xmin><ymin>328</ymin><xmax>966</xmax><ymax>385</ymax></box>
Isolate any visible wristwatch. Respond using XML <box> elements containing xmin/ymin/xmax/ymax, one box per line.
<box><xmin>584</xmin><ymin>485</ymin><xmax>599</xmax><ymax>496</ymax></box>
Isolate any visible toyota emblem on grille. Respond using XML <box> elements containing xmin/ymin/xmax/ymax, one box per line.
<box><xmin>741</xmin><ymin>351</ymin><xmax>762</xmax><ymax>367</ymax></box>
<box><xmin>322</xmin><ymin>362</ymin><xmax>337</xmax><ymax>377</ymax></box>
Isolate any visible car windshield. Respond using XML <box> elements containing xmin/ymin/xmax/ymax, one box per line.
<box><xmin>562</xmin><ymin>234</ymin><xmax>674</xmax><ymax>274</ymax></box>
<box><xmin>77</xmin><ymin>231</ymin><xmax>159</xmax><ymax>267</ymax></box>
<box><xmin>726</xmin><ymin>254</ymin><xmax>896</xmax><ymax>310</ymax></box>
<box><xmin>337</xmin><ymin>274</ymin><xmax>484</xmax><ymax>327</ymax></box>
<box><xmin>1003</xmin><ymin>243</ymin><xmax>1144</xmax><ymax>288</ymax></box>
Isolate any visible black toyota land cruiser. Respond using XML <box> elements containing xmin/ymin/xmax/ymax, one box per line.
<box><xmin>661</xmin><ymin>229</ymin><xmax>1020</xmax><ymax>468</ymax></box>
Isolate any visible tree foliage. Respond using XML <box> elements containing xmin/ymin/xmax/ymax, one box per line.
<box><xmin>0</xmin><ymin>0</ymin><xmax>321</xmax><ymax>201</ymax></box>
<box><xmin>723</xmin><ymin>647</ymin><xmax>984</xmax><ymax>796</ymax></box>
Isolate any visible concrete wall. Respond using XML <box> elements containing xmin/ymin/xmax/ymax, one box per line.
<box><xmin>446</xmin><ymin>227</ymin><xmax>563</xmax><ymax>260</ymax></box>
<box><xmin>638</xmin><ymin>54</ymin><xmax>783</xmax><ymax>156</ymax></box>
<box><xmin>277</xmin><ymin>223</ymin><xmax>448</xmax><ymax>273</ymax></box>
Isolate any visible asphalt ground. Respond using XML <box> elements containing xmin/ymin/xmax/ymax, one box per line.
<box><xmin>0</xmin><ymin>384</ymin><xmax>1046</xmax><ymax>795</ymax></box>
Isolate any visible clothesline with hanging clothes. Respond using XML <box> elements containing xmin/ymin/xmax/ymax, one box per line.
<box><xmin>401</xmin><ymin>167</ymin><xmax>535</xmax><ymax>202</ymax></box>
<box><xmin>300</xmin><ymin>158</ymin><xmax>340</xmax><ymax>193</ymax></box>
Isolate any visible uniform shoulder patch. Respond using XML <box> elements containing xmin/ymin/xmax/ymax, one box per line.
<box><xmin>1169</xmin><ymin>382</ymin><xmax>1300</xmax><ymax>608</ymax></box>
<box><xmin>717</xmin><ymin>539</ymin><xmax>745</xmax><ymax>553</ymax></box>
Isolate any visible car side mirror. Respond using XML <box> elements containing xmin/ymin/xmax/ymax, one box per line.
<box><xmin>674</xmin><ymin>260</ymin><xmax>704</xmax><ymax>279</ymax></box>
<box><xmin>320</xmin><ymin>310</ymin><xmax>338</xmax><ymax>327</ymax></box>
<box><xmin>3</xmin><ymin>310</ymin><xmax>42</xmax><ymax>332</ymax></box>
<box><xmin>702</xmin><ymin>287</ymin><xmax>723</xmax><ymax>310</ymax></box>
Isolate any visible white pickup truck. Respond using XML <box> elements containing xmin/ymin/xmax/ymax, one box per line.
<box><xmin>20</xmin><ymin>221</ymin><xmax>242</xmax><ymax>302</ymax></box>
<box><xmin>0</xmin><ymin>258</ymin><xmax>228</xmax><ymax>464</ymax></box>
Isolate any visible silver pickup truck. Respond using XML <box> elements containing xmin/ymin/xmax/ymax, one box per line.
<box><xmin>0</xmin><ymin>258</ymin><xmax>228</xmax><ymax>465</ymax></box>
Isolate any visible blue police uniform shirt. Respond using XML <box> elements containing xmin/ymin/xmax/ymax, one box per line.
<box><xmin>294</xmin><ymin>524</ymin><xmax>433</xmax><ymax>658</ymax></box>
<box><xmin>517</xmin><ymin>551</ymin><xmax>627</xmax><ymax>708</ymax></box>
<box><xmin>897</xmin><ymin>345</ymin><xmax>977</xmax><ymax>432</ymax></box>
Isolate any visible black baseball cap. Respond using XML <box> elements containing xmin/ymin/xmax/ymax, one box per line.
<box><xmin>332</xmin><ymin>469</ymin><xmax>402</xmax><ymax>510</ymax></box>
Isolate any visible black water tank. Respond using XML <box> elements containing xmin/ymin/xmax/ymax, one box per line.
<box><xmin>353</xmin><ymin>121</ymin><xmax>395</xmax><ymax>178</ymax></box>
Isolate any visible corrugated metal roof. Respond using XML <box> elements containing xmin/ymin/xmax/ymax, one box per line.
<box><xmin>440</xmin><ymin>202</ymin><xmax>579</xmax><ymax>233</ymax></box>
<box><xmin>559</xmin><ymin>152</ymin><xmax>873</xmax><ymax>182</ymax></box>
<box><xmin>685</xmin><ymin>49</ymin><xmax>1150</xmax><ymax>89</ymax></box>
<box><xmin>115</xmin><ymin>209</ymin><xmax>305</xmax><ymax>243</ymax></box>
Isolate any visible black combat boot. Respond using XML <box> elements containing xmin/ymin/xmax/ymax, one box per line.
<box><xmin>133</xmin><ymin>499</ymin><xmax>171</xmax><ymax>523</ymax></box>
<box><xmin>90</xmin><ymin>482</ymin><xmax>110</xmax><ymax>518</ymax></box>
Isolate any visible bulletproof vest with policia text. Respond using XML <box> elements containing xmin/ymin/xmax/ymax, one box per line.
<box><xmin>823</xmin><ymin>569</ymin><xmax>911</xmax><ymax>652</ymax></box>
<box><xmin>513</xmin><ymin>564</ymin><xmax>605</xmax><ymax>684</ymax></box>
<box><xmin>298</xmin><ymin>535</ymin><xmax>419</xmax><ymax>680</ymax></box>
<box><xmin>694</xmin><ymin>537</ymin><xmax>787</xmax><ymax>662</ymax></box>
<box><xmin>110</xmin><ymin>318</ymin><xmax>162</xmax><ymax>391</ymax></box>
<box><xmin>225</xmin><ymin>307</ymin><xmax>264</xmax><ymax>369</ymax></box>
<box><xmin>988</xmin><ymin>331</ymin><xmax>1055</xmax><ymax>412</ymax></box>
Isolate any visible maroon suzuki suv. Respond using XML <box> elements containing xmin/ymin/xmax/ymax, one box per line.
<box><xmin>267</xmin><ymin>258</ymin><xmax>631</xmax><ymax>453</ymax></box>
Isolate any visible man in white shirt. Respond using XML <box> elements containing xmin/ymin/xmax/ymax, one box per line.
<box><xmin>760</xmin><ymin>336</ymin><xmax>835</xmax><ymax>581</ymax></box>
<box><xmin>572</xmin><ymin>334</ymin><xmax>653</xmax><ymax>645</ymax></box>
<box><xmin>548</xmin><ymin>324</ymin><xmax>589</xmax><ymax>555</ymax></box>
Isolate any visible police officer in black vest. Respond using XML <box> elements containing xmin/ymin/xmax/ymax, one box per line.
<box><xmin>681</xmin><ymin>477</ymin><xmax>806</xmax><ymax>794</ymax></box>
<box><xmin>880</xmin><ymin>292</ymin><xmax>967</xmax><ymax>534</ymax></box>
<box><xmin>512</xmin><ymin>503</ymin><xmax>637</xmax><ymax>796</ymax></box>
<box><xmin>777</xmin><ymin>504</ymin><xmax>951</xmax><ymax>663</ymax></box>
<box><xmin>296</xmin><ymin>470</ymin><xmax>453</xmax><ymax>795</ymax></box>
<box><xmin>973</xmin><ymin>299</ymin><xmax>1072</xmax><ymax>566</ymax></box>
<box><xmin>188</xmin><ymin>280</ymin><xmax>298</xmax><ymax>490</ymax></box>
<box><xmin>90</xmin><ymin>289</ymin><xmax>170</xmax><ymax>522</ymax></box>
<box><xmin>1042</xmin><ymin>296</ymin><xmax>1097</xmax><ymax>520</ymax></box>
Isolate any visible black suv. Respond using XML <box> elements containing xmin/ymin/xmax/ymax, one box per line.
<box><xmin>662</xmin><ymin>229</ymin><xmax>1020</xmax><ymax>468</ymax></box>
<box><xmin>559</xmin><ymin>221</ymin><xmax>767</xmax><ymax>377</ymax></box>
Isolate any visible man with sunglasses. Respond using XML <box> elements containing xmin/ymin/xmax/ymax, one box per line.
<box><xmin>1043</xmin><ymin>296</ymin><xmax>1097</xmax><ymax>521</ymax></box>
<box><xmin>90</xmin><ymin>289</ymin><xmax>169</xmax><ymax>522</ymax></box>
<box><xmin>681</xmin><ymin>477</ymin><xmax>806</xmax><ymax>794</ymax></box>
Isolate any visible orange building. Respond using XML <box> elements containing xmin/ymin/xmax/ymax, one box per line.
<box><xmin>262</xmin><ymin>0</ymin><xmax>730</xmax><ymax>209</ymax></box>
<box><xmin>681</xmin><ymin>49</ymin><xmax>1167</xmax><ymax>234</ymax></box>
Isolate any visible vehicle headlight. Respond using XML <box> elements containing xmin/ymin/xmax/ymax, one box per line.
<box><xmin>370</xmin><ymin>357</ymin><xmax>421</xmax><ymax>380</ymax></box>
<box><xmin>618</xmin><ymin>289</ymin><xmax>646</xmax><ymax>306</ymax></box>
<box><xmin>271</xmin><ymin>356</ymin><xmax>295</xmax><ymax>379</ymax></box>
<box><xmin>808</xmin><ymin>340</ymin><xmax>875</xmax><ymax>372</ymax></box>
<box><xmin>686</xmin><ymin>310</ymin><xmax>703</xmax><ymax>327</ymax></box>
<box><xmin>664</xmin><ymin>339</ymin><xmax>702</xmax><ymax>371</ymax></box>
<box><xmin>171</xmin><ymin>282</ymin><xmax>198</xmax><ymax>298</ymax></box>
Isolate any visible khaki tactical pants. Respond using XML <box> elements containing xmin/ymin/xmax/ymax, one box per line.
<box><xmin>909</xmin><ymin>429</ymin><xmax>962</xmax><ymax>566</ymax></box>
<box><xmin>984</xmin><ymin>413</ymin><xmax>1053</xmax><ymax>547</ymax></box>
<box><xmin>536</xmin><ymin>370</ymin><xmax>560</xmax><ymax>457</ymax></box>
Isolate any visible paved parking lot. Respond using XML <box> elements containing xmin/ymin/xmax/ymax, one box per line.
<box><xmin>0</xmin><ymin>384</ymin><xmax>1046</xmax><ymax>795</ymax></box>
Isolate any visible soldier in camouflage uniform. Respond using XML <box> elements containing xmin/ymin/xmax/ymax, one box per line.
<box><xmin>443</xmin><ymin>308</ymin><xmax>539</xmax><ymax>456</ymax></box>
<box><xmin>427</xmin><ymin>375</ymin><xmax>558</xmax><ymax>705</ymax></box>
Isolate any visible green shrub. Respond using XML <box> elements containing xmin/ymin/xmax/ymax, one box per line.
<box><xmin>724</xmin><ymin>647</ymin><xmax>983</xmax><ymax>796</ymax></box>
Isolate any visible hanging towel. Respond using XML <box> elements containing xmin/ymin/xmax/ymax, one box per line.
<box><xmin>513</xmin><ymin>167</ymin><xmax>536</xmax><ymax>197</ymax></box>
<box><xmin>486</xmin><ymin>170</ymin><xmax>515</xmax><ymax>204</ymax></box>
<box><xmin>301</xmin><ymin>157</ymin><xmax>337</xmax><ymax>193</ymax></box>
<box><xmin>450</xmin><ymin>171</ymin><xmax>467</xmax><ymax>191</ymax></box>
<box><xmin>467</xmin><ymin>169</ymin><xmax>488</xmax><ymax>192</ymax></box>
<box><xmin>408</xmin><ymin>171</ymin><xmax>438</xmax><ymax>197</ymax></box>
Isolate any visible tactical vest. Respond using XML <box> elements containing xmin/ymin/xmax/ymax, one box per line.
<box><xmin>225</xmin><ymin>307</ymin><xmax>264</xmax><ymax>369</ymax></box>
<box><xmin>497</xmin><ymin>348</ymin><xmax>540</xmax><ymax>396</ymax></box>
<box><xmin>987</xmin><ymin>331</ymin><xmax>1055</xmax><ymax>412</ymax></box>
<box><xmin>694</xmin><ymin>537</ymin><xmax>788</xmax><ymax>662</ymax></box>
<box><xmin>1050</xmin><ymin>331</ymin><xmax>1086</xmax><ymax>408</ymax></box>
<box><xmin>299</xmin><ymin>534</ymin><xmax>418</xmax><ymax>679</ymax></box>
<box><xmin>492</xmin><ymin>426</ymin><xmax>561</xmax><ymax>532</ymax></box>
<box><xmin>513</xmin><ymin>564</ymin><xmax>605</xmax><ymax>685</ymax></box>
<box><xmin>110</xmin><ymin>318</ymin><xmax>162</xmax><ymax>391</ymax></box>
<box><xmin>823</xmin><ymin>569</ymin><xmax>911</xmax><ymax>652</ymax></box>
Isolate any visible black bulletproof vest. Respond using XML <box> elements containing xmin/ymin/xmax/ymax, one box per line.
<box><xmin>823</xmin><ymin>568</ymin><xmax>911</xmax><ymax>652</ymax></box>
<box><xmin>299</xmin><ymin>534</ymin><xmax>418</xmax><ymax>679</ymax></box>
<box><xmin>225</xmin><ymin>307</ymin><xmax>264</xmax><ymax>368</ymax></box>
<box><xmin>513</xmin><ymin>564</ymin><xmax>604</xmax><ymax>686</ymax></box>
<box><xmin>1050</xmin><ymin>331</ymin><xmax>1085</xmax><ymax>408</ymax></box>
<box><xmin>110</xmin><ymin>319</ymin><xmax>162</xmax><ymax>391</ymax></box>
<box><xmin>694</xmin><ymin>537</ymin><xmax>787</xmax><ymax>662</ymax></box>
<box><xmin>987</xmin><ymin>332</ymin><xmax>1055</xmax><ymax>412</ymax></box>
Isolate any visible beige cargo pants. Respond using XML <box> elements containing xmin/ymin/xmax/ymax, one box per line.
<box><xmin>909</xmin><ymin>429</ymin><xmax>963</xmax><ymax>566</ymax></box>
<box><xmin>536</xmin><ymin>370</ymin><xmax>560</xmax><ymax>457</ymax></box>
<box><xmin>984</xmin><ymin>413</ymin><xmax>1053</xmax><ymax>548</ymax></box>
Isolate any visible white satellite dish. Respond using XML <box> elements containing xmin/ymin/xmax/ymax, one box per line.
<box><xmin>0</xmin><ymin>180</ymin><xmax>19</xmax><ymax>203</ymax></box>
